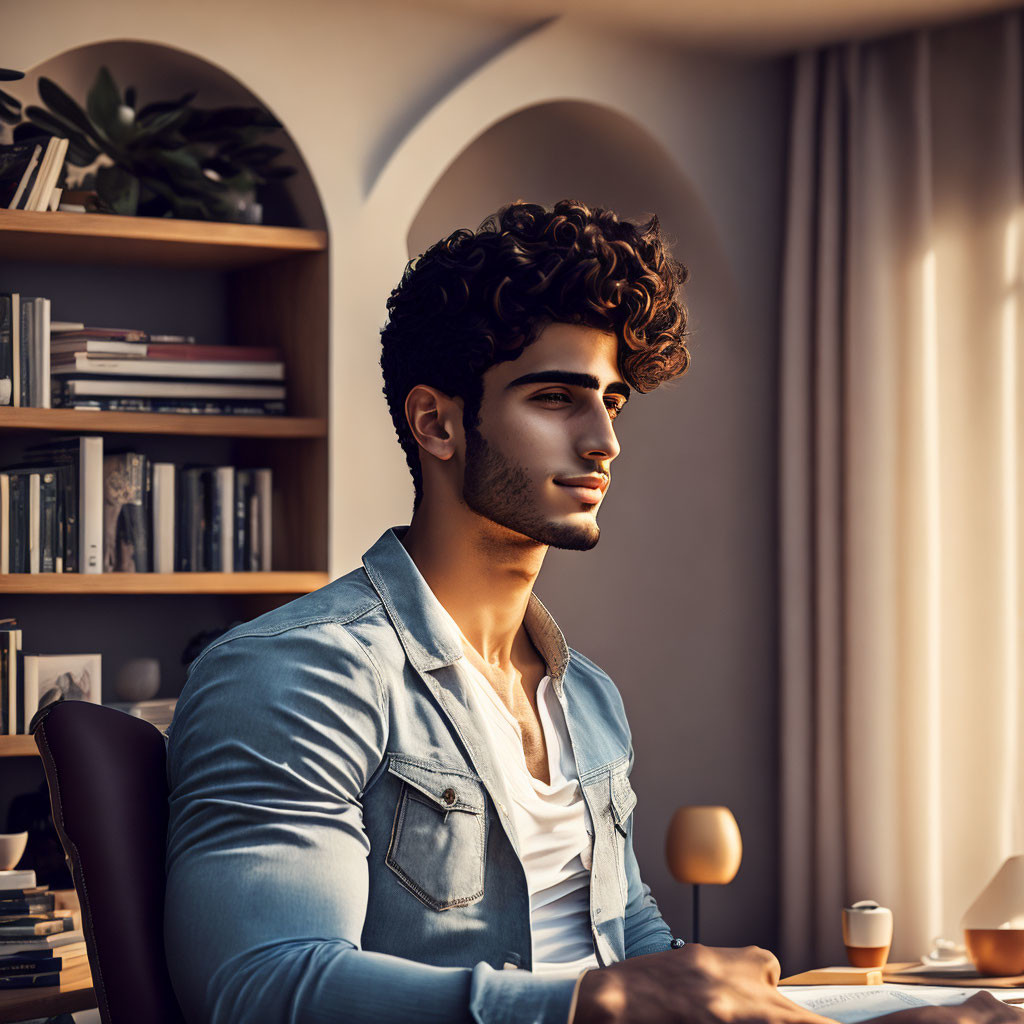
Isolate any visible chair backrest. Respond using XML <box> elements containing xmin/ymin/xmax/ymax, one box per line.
<box><xmin>32</xmin><ymin>699</ymin><xmax>185</xmax><ymax>1024</ymax></box>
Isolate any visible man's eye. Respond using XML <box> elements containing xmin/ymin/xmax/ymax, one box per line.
<box><xmin>535</xmin><ymin>393</ymin><xmax>571</xmax><ymax>404</ymax></box>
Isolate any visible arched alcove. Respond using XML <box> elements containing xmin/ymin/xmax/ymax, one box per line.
<box><xmin>399</xmin><ymin>98</ymin><xmax>774</xmax><ymax>949</ymax></box>
<box><xmin>3</xmin><ymin>39</ymin><xmax>327</xmax><ymax>230</ymax></box>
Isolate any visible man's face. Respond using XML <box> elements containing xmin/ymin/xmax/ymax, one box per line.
<box><xmin>460</xmin><ymin>322</ymin><xmax>629</xmax><ymax>551</ymax></box>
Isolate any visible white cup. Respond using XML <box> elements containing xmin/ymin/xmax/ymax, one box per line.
<box><xmin>843</xmin><ymin>900</ymin><xmax>893</xmax><ymax>968</ymax></box>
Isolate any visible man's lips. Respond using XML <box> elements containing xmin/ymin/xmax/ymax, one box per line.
<box><xmin>554</xmin><ymin>478</ymin><xmax>607</xmax><ymax>503</ymax></box>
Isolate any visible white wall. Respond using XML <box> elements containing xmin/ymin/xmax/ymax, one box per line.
<box><xmin>7</xmin><ymin>0</ymin><xmax>789</xmax><ymax>950</ymax></box>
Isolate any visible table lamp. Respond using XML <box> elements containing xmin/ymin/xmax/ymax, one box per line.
<box><xmin>665</xmin><ymin>805</ymin><xmax>742</xmax><ymax>943</ymax></box>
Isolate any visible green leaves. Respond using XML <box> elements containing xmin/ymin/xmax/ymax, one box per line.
<box><xmin>19</xmin><ymin>65</ymin><xmax>294</xmax><ymax>221</ymax></box>
<box><xmin>0</xmin><ymin>88</ymin><xmax>21</xmax><ymax>126</ymax></box>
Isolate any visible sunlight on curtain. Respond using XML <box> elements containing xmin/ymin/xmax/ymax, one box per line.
<box><xmin>780</xmin><ymin>13</ymin><xmax>1024</xmax><ymax>971</ymax></box>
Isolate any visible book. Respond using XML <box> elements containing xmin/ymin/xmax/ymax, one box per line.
<box><xmin>8</xmin><ymin>473</ymin><xmax>26</xmax><ymax>572</ymax></box>
<box><xmin>0</xmin><ymin>629</ymin><xmax>20</xmax><ymax>735</ymax></box>
<box><xmin>50</xmin><ymin>340</ymin><xmax>281</xmax><ymax>362</ymax></box>
<box><xmin>103</xmin><ymin>452</ymin><xmax>147</xmax><ymax>572</ymax></box>
<box><xmin>0</xmin><ymin>871</ymin><xmax>35</xmax><ymax>892</ymax></box>
<box><xmin>50</xmin><ymin>327</ymin><xmax>147</xmax><ymax>342</ymax></box>
<box><xmin>39</xmin><ymin>469</ymin><xmax>61</xmax><ymax>572</ymax></box>
<box><xmin>55</xmin><ymin>378</ymin><xmax>286</xmax><ymax>401</ymax></box>
<box><xmin>22</xmin><ymin>138</ymin><xmax>58</xmax><ymax>213</ymax></box>
<box><xmin>55</xmin><ymin>396</ymin><xmax>285</xmax><ymax>415</ymax></box>
<box><xmin>0</xmin><ymin>914</ymin><xmax>78</xmax><ymax>937</ymax></box>
<box><xmin>0</xmin><ymin>893</ymin><xmax>55</xmax><ymax>916</ymax></box>
<box><xmin>6</xmin><ymin>144</ymin><xmax>41</xmax><ymax>210</ymax></box>
<box><xmin>6</xmin><ymin>294</ymin><xmax>18</xmax><ymax>408</ymax></box>
<box><xmin>49</xmin><ymin>321</ymin><xmax>84</xmax><ymax>333</ymax></box>
<box><xmin>0</xmin><ymin>472</ymin><xmax>8</xmax><ymax>574</ymax></box>
<box><xmin>30</xmin><ymin>137</ymin><xmax>67</xmax><ymax>213</ymax></box>
<box><xmin>0</xmin><ymin>931</ymin><xmax>84</xmax><ymax>955</ymax></box>
<box><xmin>0</xmin><ymin>947</ymin><xmax>87</xmax><ymax>973</ymax></box>
<box><xmin>255</xmin><ymin>469</ymin><xmax>272</xmax><ymax>571</ymax></box>
<box><xmin>50</xmin><ymin>354</ymin><xmax>284</xmax><ymax>380</ymax></box>
<box><xmin>34</xmin><ymin>297</ymin><xmax>50</xmax><ymax>408</ymax></box>
<box><xmin>214</xmin><ymin>466</ymin><xmax>234</xmax><ymax>572</ymax></box>
<box><xmin>27</xmin><ymin>436</ymin><xmax>103</xmax><ymax>573</ymax></box>
<box><xmin>27</xmin><ymin>472</ymin><xmax>39</xmax><ymax>574</ymax></box>
<box><xmin>177</xmin><ymin>468</ymin><xmax>202</xmax><ymax>571</ymax></box>
<box><xmin>234</xmin><ymin>470</ymin><xmax>251</xmax><ymax>571</ymax></box>
<box><xmin>17</xmin><ymin>297</ymin><xmax>32</xmax><ymax>407</ymax></box>
<box><xmin>0</xmin><ymin>969</ymin><xmax>61</xmax><ymax>988</ymax></box>
<box><xmin>0</xmin><ymin>294</ymin><xmax>12</xmax><ymax>405</ymax></box>
<box><xmin>19</xmin><ymin>654</ymin><xmax>101</xmax><ymax>733</ymax></box>
<box><xmin>151</xmin><ymin>463</ymin><xmax>175</xmax><ymax>573</ymax></box>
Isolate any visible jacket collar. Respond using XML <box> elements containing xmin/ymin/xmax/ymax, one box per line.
<box><xmin>361</xmin><ymin>526</ymin><xmax>569</xmax><ymax>683</ymax></box>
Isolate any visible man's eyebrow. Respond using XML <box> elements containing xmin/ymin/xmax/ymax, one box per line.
<box><xmin>505</xmin><ymin>370</ymin><xmax>631</xmax><ymax>403</ymax></box>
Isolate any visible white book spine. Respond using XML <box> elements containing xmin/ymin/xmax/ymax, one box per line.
<box><xmin>25</xmin><ymin>138</ymin><xmax>58</xmax><ymax>213</ymax></box>
<box><xmin>80</xmin><ymin>436</ymin><xmax>103</xmax><ymax>573</ymax></box>
<box><xmin>0</xmin><ymin>473</ymin><xmax>7</xmax><ymax>575</ymax></box>
<box><xmin>28</xmin><ymin>473</ymin><xmax>40</xmax><ymax>574</ymax></box>
<box><xmin>152</xmin><ymin>463</ymin><xmax>175</xmax><ymax>573</ymax></box>
<box><xmin>255</xmin><ymin>469</ymin><xmax>272</xmax><ymax>571</ymax></box>
<box><xmin>215</xmin><ymin>467</ymin><xmax>234</xmax><ymax>573</ymax></box>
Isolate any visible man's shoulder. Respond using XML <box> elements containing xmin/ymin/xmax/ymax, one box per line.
<box><xmin>190</xmin><ymin>565</ymin><xmax>387</xmax><ymax>665</ymax></box>
<box><xmin>566</xmin><ymin>646</ymin><xmax>629</xmax><ymax>719</ymax></box>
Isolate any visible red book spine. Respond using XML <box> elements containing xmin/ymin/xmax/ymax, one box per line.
<box><xmin>145</xmin><ymin>345</ymin><xmax>283</xmax><ymax>361</ymax></box>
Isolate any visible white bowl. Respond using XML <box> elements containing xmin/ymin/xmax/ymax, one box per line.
<box><xmin>0</xmin><ymin>832</ymin><xmax>28</xmax><ymax>871</ymax></box>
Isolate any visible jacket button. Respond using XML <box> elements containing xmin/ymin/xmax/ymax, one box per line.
<box><xmin>442</xmin><ymin>788</ymin><xmax>456</xmax><ymax>805</ymax></box>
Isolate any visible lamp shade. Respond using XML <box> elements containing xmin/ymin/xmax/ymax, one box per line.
<box><xmin>666</xmin><ymin>805</ymin><xmax>742</xmax><ymax>886</ymax></box>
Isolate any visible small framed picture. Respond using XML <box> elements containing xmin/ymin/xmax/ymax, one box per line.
<box><xmin>21</xmin><ymin>654</ymin><xmax>101</xmax><ymax>733</ymax></box>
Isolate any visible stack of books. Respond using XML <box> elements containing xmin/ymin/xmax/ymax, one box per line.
<box><xmin>0</xmin><ymin>435</ymin><xmax>274</xmax><ymax>574</ymax></box>
<box><xmin>106</xmin><ymin>698</ymin><xmax>176</xmax><ymax>732</ymax></box>
<box><xmin>49</xmin><ymin>324</ymin><xmax>286</xmax><ymax>415</ymax></box>
<box><xmin>0</xmin><ymin>869</ymin><xmax>87</xmax><ymax>989</ymax></box>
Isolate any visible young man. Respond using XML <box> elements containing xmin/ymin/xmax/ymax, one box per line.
<box><xmin>163</xmin><ymin>202</ymin><xmax>1015</xmax><ymax>1024</ymax></box>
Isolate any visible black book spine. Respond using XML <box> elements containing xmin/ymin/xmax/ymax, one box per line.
<box><xmin>234</xmin><ymin>470</ymin><xmax>249</xmax><ymax>572</ymax></box>
<box><xmin>39</xmin><ymin>471</ymin><xmax>56</xmax><ymax>573</ymax></box>
<box><xmin>201</xmin><ymin>469</ymin><xmax>217</xmax><ymax>572</ymax></box>
<box><xmin>10</xmin><ymin>475</ymin><xmax>25</xmax><ymax>573</ymax></box>
<box><xmin>0</xmin><ymin>295</ymin><xmax>11</xmax><ymax>406</ymax></box>
<box><xmin>18</xmin><ymin>299</ymin><xmax>31</xmax><ymax>408</ymax></box>
<box><xmin>143</xmin><ymin>456</ymin><xmax>153</xmax><ymax>572</ymax></box>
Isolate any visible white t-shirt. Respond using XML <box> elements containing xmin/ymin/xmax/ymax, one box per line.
<box><xmin>456</xmin><ymin>655</ymin><xmax>600</xmax><ymax>975</ymax></box>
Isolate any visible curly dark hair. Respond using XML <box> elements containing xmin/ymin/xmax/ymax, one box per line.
<box><xmin>380</xmin><ymin>198</ymin><xmax>690</xmax><ymax>511</ymax></box>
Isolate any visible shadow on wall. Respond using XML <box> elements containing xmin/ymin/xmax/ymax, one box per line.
<box><xmin>3</xmin><ymin>38</ymin><xmax>326</xmax><ymax>230</ymax></box>
<box><xmin>406</xmin><ymin>100</ymin><xmax>781</xmax><ymax>952</ymax></box>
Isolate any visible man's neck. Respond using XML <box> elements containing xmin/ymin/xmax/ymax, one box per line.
<box><xmin>400</xmin><ymin>505</ymin><xmax>547</xmax><ymax>677</ymax></box>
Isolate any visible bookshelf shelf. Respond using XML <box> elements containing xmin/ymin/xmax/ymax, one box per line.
<box><xmin>0</xmin><ymin>734</ymin><xmax>39</xmax><ymax>757</ymax></box>
<box><xmin>0</xmin><ymin>209</ymin><xmax>327</xmax><ymax>268</ymax></box>
<box><xmin>0</xmin><ymin>571</ymin><xmax>330</xmax><ymax>594</ymax></box>
<box><xmin>0</xmin><ymin>407</ymin><xmax>327</xmax><ymax>438</ymax></box>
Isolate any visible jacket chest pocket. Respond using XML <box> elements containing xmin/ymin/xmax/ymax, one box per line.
<box><xmin>385</xmin><ymin>755</ymin><xmax>488</xmax><ymax>911</ymax></box>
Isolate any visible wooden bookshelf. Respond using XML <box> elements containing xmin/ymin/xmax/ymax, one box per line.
<box><xmin>0</xmin><ymin>735</ymin><xmax>39</xmax><ymax>757</ymax></box>
<box><xmin>0</xmin><ymin>406</ymin><xmax>326</xmax><ymax>437</ymax></box>
<box><xmin>0</xmin><ymin>571</ymin><xmax>330</xmax><ymax>594</ymax></box>
<box><xmin>0</xmin><ymin>209</ymin><xmax>327</xmax><ymax>268</ymax></box>
<box><xmin>0</xmin><ymin>210</ymin><xmax>331</xmax><ymax>759</ymax></box>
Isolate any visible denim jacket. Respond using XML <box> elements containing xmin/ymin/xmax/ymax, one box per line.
<box><xmin>164</xmin><ymin>526</ymin><xmax>674</xmax><ymax>1024</ymax></box>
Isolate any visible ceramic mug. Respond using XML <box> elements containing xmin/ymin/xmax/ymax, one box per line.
<box><xmin>843</xmin><ymin>900</ymin><xmax>893</xmax><ymax>968</ymax></box>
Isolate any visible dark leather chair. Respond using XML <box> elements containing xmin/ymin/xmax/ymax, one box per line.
<box><xmin>32</xmin><ymin>698</ymin><xmax>186</xmax><ymax>1024</ymax></box>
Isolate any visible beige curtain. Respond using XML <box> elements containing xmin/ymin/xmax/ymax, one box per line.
<box><xmin>780</xmin><ymin>12</ymin><xmax>1024</xmax><ymax>972</ymax></box>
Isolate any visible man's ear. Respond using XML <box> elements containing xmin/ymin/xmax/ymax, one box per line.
<box><xmin>404</xmin><ymin>385</ymin><xmax>463</xmax><ymax>462</ymax></box>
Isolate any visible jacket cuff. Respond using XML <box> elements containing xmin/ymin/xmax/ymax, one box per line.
<box><xmin>469</xmin><ymin>962</ymin><xmax>579</xmax><ymax>1024</ymax></box>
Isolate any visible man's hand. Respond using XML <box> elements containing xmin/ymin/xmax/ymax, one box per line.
<box><xmin>572</xmin><ymin>943</ymin><xmax>836</xmax><ymax>1024</ymax></box>
<box><xmin>572</xmin><ymin>944</ymin><xmax>1024</xmax><ymax>1024</ymax></box>
<box><xmin>868</xmin><ymin>992</ymin><xmax>1024</xmax><ymax>1024</ymax></box>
